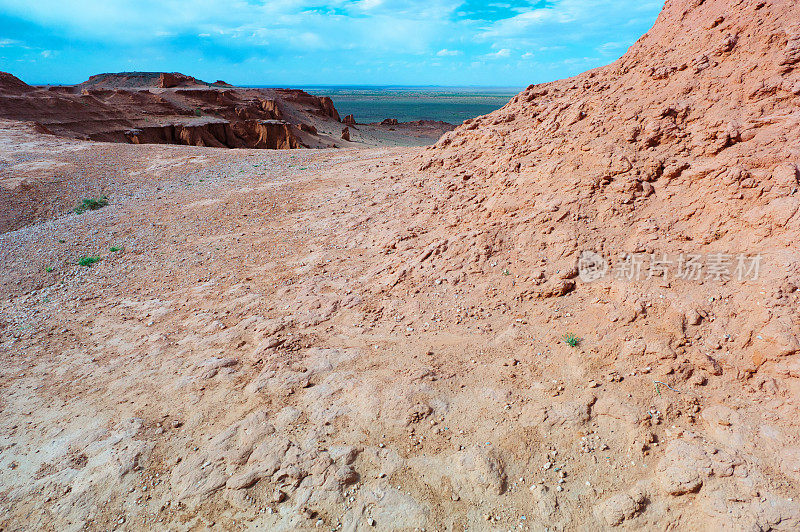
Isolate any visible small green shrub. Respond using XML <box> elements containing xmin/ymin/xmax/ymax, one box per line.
<box><xmin>194</xmin><ymin>108</ymin><xmax>202</xmax><ymax>117</ymax></box>
<box><xmin>110</xmin><ymin>246</ymin><xmax>122</xmax><ymax>252</ymax></box>
<box><xmin>45</xmin><ymin>266</ymin><xmax>53</xmax><ymax>273</ymax></box>
<box><xmin>562</xmin><ymin>332</ymin><xmax>581</xmax><ymax>348</ymax></box>
<box><xmin>74</xmin><ymin>196</ymin><xmax>108</xmax><ymax>214</ymax></box>
<box><xmin>78</xmin><ymin>256</ymin><xmax>101</xmax><ymax>267</ymax></box>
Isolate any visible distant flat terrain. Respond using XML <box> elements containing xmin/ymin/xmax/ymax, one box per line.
<box><xmin>302</xmin><ymin>86</ymin><xmax>521</xmax><ymax>124</ymax></box>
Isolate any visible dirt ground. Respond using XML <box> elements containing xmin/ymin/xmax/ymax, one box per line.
<box><xmin>2</xmin><ymin>1</ymin><xmax>800</xmax><ymax>527</ymax></box>
<box><xmin>2</xmin><ymin>105</ymin><xmax>800</xmax><ymax>531</ymax></box>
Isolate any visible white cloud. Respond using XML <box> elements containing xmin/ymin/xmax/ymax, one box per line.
<box><xmin>0</xmin><ymin>0</ymin><xmax>659</xmax><ymax>62</ymax></box>
<box><xmin>476</xmin><ymin>0</ymin><xmax>663</xmax><ymax>51</ymax></box>
<box><xmin>478</xmin><ymin>8</ymin><xmax>554</xmax><ymax>41</ymax></box>
<box><xmin>355</xmin><ymin>0</ymin><xmax>385</xmax><ymax>11</ymax></box>
<box><xmin>0</xmin><ymin>0</ymin><xmax>467</xmax><ymax>51</ymax></box>
<box><xmin>484</xmin><ymin>48</ymin><xmax>511</xmax><ymax>59</ymax></box>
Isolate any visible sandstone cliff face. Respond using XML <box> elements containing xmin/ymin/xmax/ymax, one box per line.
<box><xmin>106</xmin><ymin>120</ymin><xmax>299</xmax><ymax>149</ymax></box>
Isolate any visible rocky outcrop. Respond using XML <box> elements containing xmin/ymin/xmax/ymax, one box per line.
<box><xmin>77</xmin><ymin>72</ymin><xmax>206</xmax><ymax>90</ymax></box>
<box><xmin>343</xmin><ymin>114</ymin><xmax>357</xmax><ymax>126</ymax></box>
<box><xmin>158</xmin><ymin>72</ymin><xmax>198</xmax><ymax>88</ymax></box>
<box><xmin>381</xmin><ymin>118</ymin><xmax>399</xmax><ymax>125</ymax></box>
<box><xmin>318</xmin><ymin>96</ymin><xmax>341</xmax><ymax>122</ymax></box>
<box><xmin>0</xmin><ymin>75</ymin><xmax>452</xmax><ymax>151</ymax></box>
<box><xmin>233</xmin><ymin>99</ymin><xmax>282</xmax><ymax>121</ymax></box>
<box><xmin>341</xmin><ymin>127</ymin><xmax>351</xmax><ymax>141</ymax></box>
<box><xmin>0</xmin><ymin>72</ymin><xmax>351</xmax><ymax>150</ymax></box>
<box><xmin>299</xmin><ymin>123</ymin><xmax>317</xmax><ymax>134</ymax></box>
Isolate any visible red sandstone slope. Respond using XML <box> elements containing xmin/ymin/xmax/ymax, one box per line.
<box><xmin>407</xmin><ymin>0</ymin><xmax>800</xmax><ymax>378</ymax></box>
<box><xmin>425</xmin><ymin>0</ymin><xmax>798</xmax><ymax>189</ymax></box>
<box><xmin>274</xmin><ymin>2</ymin><xmax>800</xmax><ymax>525</ymax></box>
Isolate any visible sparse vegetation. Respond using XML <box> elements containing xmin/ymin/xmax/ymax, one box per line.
<box><xmin>78</xmin><ymin>256</ymin><xmax>102</xmax><ymax>267</ymax></box>
<box><xmin>194</xmin><ymin>108</ymin><xmax>202</xmax><ymax>116</ymax></box>
<box><xmin>45</xmin><ymin>266</ymin><xmax>53</xmax><ymax>273</ymax></box>
<box><xmin>562</xmin><ymin>332</ymin><xmax>581</xmax><ymax>347</ymax></box>
<box><xmin>110</xmin><ymin>246</ymin><xmax>122</xmax><ymax>252</ymax></box>
<box><xmin>74</xmin><ymin>196</ymin><xmax>108</xmax><ymax>214</ymax></box>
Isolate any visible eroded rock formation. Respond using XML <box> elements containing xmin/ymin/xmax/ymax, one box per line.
<box><xmin>0</xmin><ymin>73</ymin><xmax>340</xmax><ymax>150</ymax></box>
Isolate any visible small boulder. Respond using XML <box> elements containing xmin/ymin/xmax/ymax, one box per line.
<box><xmin>593</xmin><ymin>490</ymin><xmax>647</xmax><ymax>526</ymax></box>
<box><xmin>299</xmin><ymin>123</ymin><xmax>317</xmax><ymax>134</ymax></box>
<box><xmin>656</xmin><ymin>440</ymin><xmax>711</xmax><ymax>495</ymax></box>
<box><xmin>448</xmin><ymin>446</ymin><xmax>506</xmax><ymax>498</ymax></box>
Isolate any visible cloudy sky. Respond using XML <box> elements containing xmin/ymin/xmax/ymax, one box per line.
<box><xmin>0</xmin><ymin>0</ymin><xmax>662</xmax><ymax>86</ymax></box>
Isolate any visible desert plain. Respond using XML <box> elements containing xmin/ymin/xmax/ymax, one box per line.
<box><xmin>2</xmin><ymin>0</ymin><xmax>800</xmax><ymax>530</ymax></box>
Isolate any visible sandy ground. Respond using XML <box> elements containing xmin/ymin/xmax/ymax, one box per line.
<box><xmin>2</xmin><ymin>115</ymin><xmax>800</xmax><ymax>532</ymax></box>
<box><xmin>4</xmin><ymin>0</ymin><xmax>800</xmax><ymax>529</ymax></box>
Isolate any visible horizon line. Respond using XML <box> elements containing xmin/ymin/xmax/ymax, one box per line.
<box><xmin>35</xmin><ymin>81</ymin><xmax>526</xmax><ymax>90</ymax></box>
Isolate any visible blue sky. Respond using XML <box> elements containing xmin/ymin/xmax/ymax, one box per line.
<box><xmin>0</xmin><ymin>0</ymin><xmax>662</xmax><ymax>86</ymax></box>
